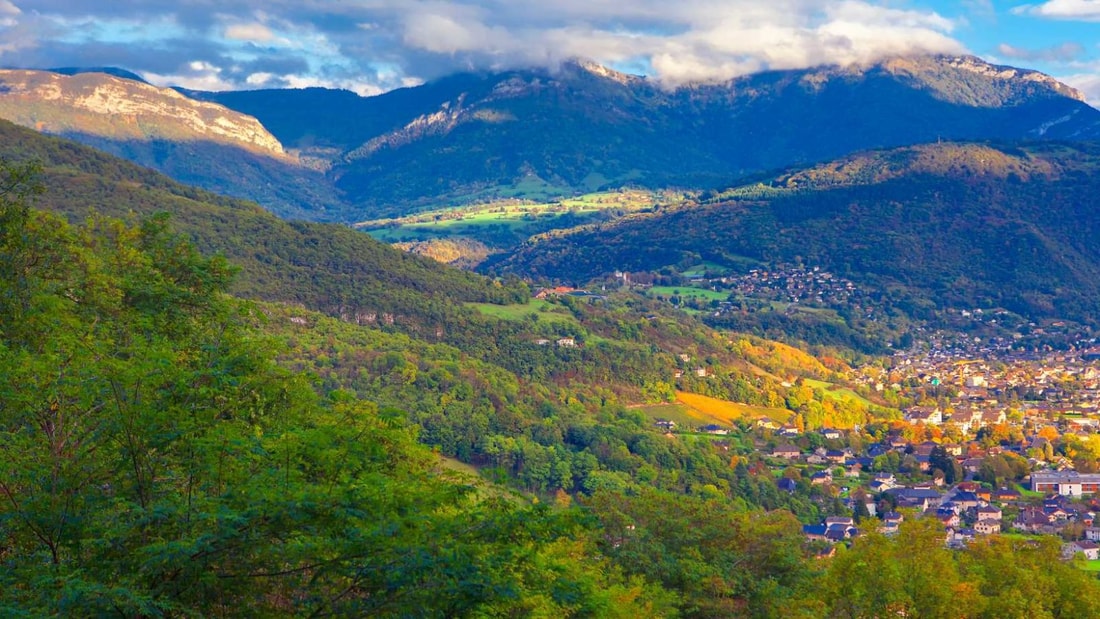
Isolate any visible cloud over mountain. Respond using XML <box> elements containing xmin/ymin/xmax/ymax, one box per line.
<box><xmin>1</xmin><ymin>1</ymin><xmax>965</xmax><ymax>92</ymax></box>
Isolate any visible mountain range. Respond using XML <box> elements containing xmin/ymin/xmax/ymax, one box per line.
<box><xmin>3</xmin><ymin>54</ymin><xmax>1097</xmax><ymax>221</ymax></box>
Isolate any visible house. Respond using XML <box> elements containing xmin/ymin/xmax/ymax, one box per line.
<box><xmin>1085</xmin><ymin>527</ymin><xmax>1100</xmax><ymax>542</ymax></box>
<box><xmin>975</xmin><ymin>519</ymin><xmax>1001</xmax><ymax>535</ymax></box>
<box><xmin>938</xmin><ymin>512</ymin><xmax>961</xmax><ymax>528</ymax></box>
<box><xmin>825</xmin><ymin>525</ymin><xmax>857</xmax><ymax>543</ymax></box>
<box><xmin>953</xmin><ymin>491</ymin><xmax>981</xmax><ymax>511</ymax></box>
<box><xmin>1014</xmin><ymin>507</ymin><xmax>1058</xmax><ymax>534</ymax></box>
<box><xmin>778</xmin><ymin>424</ymin><xmax>801</xmax><ymax>437</ymax></box>
<box><xmin>654</xmin><ymin>419</ymin><xmax>676</xmax><ymax>431</ymax></box>
<box><xmin>534</xmin><ymin>338</ymin><xmax>551</xmax><ymax>345</ymax></box>
<box><xmin>802</xmin><ymin>524</ymin><xmax>828</xmax><ymax>542</ymax></box>
<box><xmin>556</xmin><ymin>337</ymin><xmax>577</xmax><ymax>348</ymax></box>
<box><xmin>976</xmin><ymin>505</ymin><xmax>1003</xmax><ymax>522</ymax></box>
<box><xmin>772</xmin><ymin>445</ymin><xmax>802</xmax><ymax>459</ymax></box>
<box><xmin>982</xmin><ymin>410</ymin><xmax>1007</xmax><ymax>426</ymax></box>
<box><xmin>881</xmin><ymin>511</ymin><xmax>903</xmax><ymax>535</ymax></box>
<box><xmin>811</xmin><ymin>470</ymin><xmax>833</xmax><ymax>485</ymax></box>
<box><xmin>994</xmin><ymin>487</ymin><xmax>1022</xmax><ymax>503</ymax></box>
<box><xmin>534</xmin><ymin>286</ymin><xmax>577</xmax><ymax>299</ymax></box>
<box><xmin>887</xmin><ymin>487</ymin><xmax>942</xmax><ymax>510</ymax></box>
<box><xmin>846</xmin><ymin>463</ymin><xmax>863</xmax><ymax>478</ymax></box>
<box><xmin>825</xmin><ymin>449</ymin><xmax>848</xmax><ymax>464</ymax></box>
<box><xmin>821</xmin><ymin>428</ymin><xmax>842</xmax><ymax>440</ymax></box>
<box><xmin>1063</xmin><ymin>540</ymin><xmax>1100</xmax><ymax>561</ymax></box>
<box><xmin>947</xmin><ymin>528</ymin><xmax>976</xmax><ymax>547</ymax></box>
<box><xmin>873</xmin><ymin>472</ymin><xmax>897</xmax><ymax>487</ymax></box>
<box><xmin>825</xmin><ymin>516</ymin><xmax>855</xmax><ymax>528</ymax></box>
<box><xmin>905</xmin><ymin>406</ymin><xmax>943</xmax><ymax>425</ymax></box>
<box><xmin>777</xmin><ymin>478</ymin><xmax>798</xmax><ymax>494</ymax></box>
<box><xmin>700</xmin><ymin>424</ymin><xmax>729</xmax><ymax>435</ymax></box>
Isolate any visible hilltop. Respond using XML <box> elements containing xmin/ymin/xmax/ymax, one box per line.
<box><xmin>0</xmin><ymin>69</ymin><xmax>346</xmax><ymax>219</ymax></box>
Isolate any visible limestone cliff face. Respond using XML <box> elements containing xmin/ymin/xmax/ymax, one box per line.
<box><xmin>0</xmin><ymin>70</ymin><xmax>289</xmax><ymax>160</ymax></box>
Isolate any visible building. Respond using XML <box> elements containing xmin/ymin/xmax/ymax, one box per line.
<box><xmin>1030</xmin><ymin>471</ymin><xmax>1100</xmax><ymax>496</ymax></box>
<box><xmin>905</xmin><ymin>406</ymin><xmax>943</xmax><ymax>425</ymax></box>
<box><xmin>1063</xmin><ymin>540</ymin><xmax>1100</xmax><ymax>561</ymax></box>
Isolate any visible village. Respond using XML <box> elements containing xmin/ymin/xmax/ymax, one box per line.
<box><xmin>656</xmin><ymin>342</ymin><xmax>1100</xmax><ymax>565</ymax></box>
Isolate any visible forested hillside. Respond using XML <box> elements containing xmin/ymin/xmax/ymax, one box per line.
<box><xmin>499</xmin><ymin>141</ymin><xmax>1100</xmax><ymax>325</ymax></box>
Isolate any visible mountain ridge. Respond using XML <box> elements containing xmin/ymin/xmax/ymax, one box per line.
<box><xmin>5</xmin><ymin>55</ymin><xmax>1100</xmax><ymax>221</ymax></box>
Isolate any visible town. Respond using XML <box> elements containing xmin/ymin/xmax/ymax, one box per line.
<box><xmin>654</xmin><ymin>341</ymin><xmax>1100</xmax><ymax>566</ymax></box>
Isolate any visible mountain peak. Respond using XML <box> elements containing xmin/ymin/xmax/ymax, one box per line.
<box><xmin>0</xmin><ymin>69</ymin><xmax>289</xmax><ymax>158</ymax></box>
<box><xmin>48</xmin><ymin>66</ymin><xmax>149</xmax><ymax>84</ymax></box>
<box><xmin>553</xmin><ymin>58</ymin><xmax>646</xmax><ymax>86</ymax></box>
<box><xmin>876</xmin><ymin>54</ymin><xmax>1087</xmax><ymax>104</ymax></box>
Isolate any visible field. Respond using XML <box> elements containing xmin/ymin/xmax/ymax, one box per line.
<box><xmin>357</xmin><ymin>190</ymin><xmax>675</xmax><ymax>248</ymax></box>
<box><xmin>803</xmin><ymin>379</ymin><xmax>877</xmax><ymax>407</ymax></box>
<box><xmin>648</xmin><ymin>286</ymin><xmax>730</xmax><ymax>303</ymax></box>
<box><xmin>465</xmin><ymin>300</ymin><xmax>578</xmax><ymax>325</ymax></box>
<box><xmin>1082</xmin><ymin>559</ymin><xmax>1100</xmax><ymax>573</ymax></box>
<box><xmin>672</xmin><ymin>391</ymin><xmax>791</xmax><ymax>427</ymax></box>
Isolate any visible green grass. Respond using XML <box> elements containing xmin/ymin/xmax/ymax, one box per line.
<box><xmin>633</xmin><ymin>403</ymin><xmax>702</xmax><ymax>428</ymax></box>
<box><xmin>648</xmin><ymin>286</ymin><xmax>730</xmax><ymax>303</ymax></box>
<box><xmin>681</xmin><ymin>262</ymin><xmax>732</xmax><ymax>277</ymax></box>
<box><xmin>1082</xmin><ymin>559</ymin><xmax>1100</xmax><ymax>573</ymax></box>
<box><xmin>804</xmin><ymin>379</ymin><xmax>877</xmax><ymax>407</ymax></box>
<box><xmin>465</xmin><ymin>300</ymin><xmax>578</xmax><ymax>325</ymax></box>
<box><xmin>1012</xmin><ymin>482</ymin><xmax>1046</xmax><ymax>499</ymax></box>
<box><xmin>357</xmin><ymin>189</ymin><xmax>673</xmax><ymax>247</ymax></box>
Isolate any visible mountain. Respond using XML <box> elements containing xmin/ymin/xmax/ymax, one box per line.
<box><xmin>496</xmin><ymin>141</ymin><xmax>1100</xmax><ymax>325</ymax></box>
<box><xmin>0</xmin><ymin>69</ymin><xmax>346</xmax><ymax>219</ymax></box>
<box><xmin>6</xmin><ymin>56</ymin><xmax>1099</xmax><ymax>223</ymax></box>
<box><xmin>194</xmin><ymin>55</ymin><xmax>1100</xmax><ymax>218</ymax></box>
<box><xmin>47</xmin><ymin>66</ymin><xmax>149</xmax><ymax>83</ymax></box>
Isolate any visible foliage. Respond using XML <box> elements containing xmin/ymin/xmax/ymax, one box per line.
<box><xmin>790</xmin><ymin>518</ymin><xmax>1100</xmax><ymax>618</ymax></box>
<box><xmin>0</xmin><ymin>192</ymin><xmax>671</xmax><ymax>616</ymax></box>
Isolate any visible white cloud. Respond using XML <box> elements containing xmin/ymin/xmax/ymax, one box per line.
<box><xmin>0</xmin><ymin>1</ymin><xmax>20</xmax><ymax>16</ymax></box>
<box><xmin>1059</xmin><ymin>71</ymin><xmax>1100</xmax><ymax>106</ymax></box>
<box><xmin>225</xmin><ymin>22</ymin><xmax>275</xmax><ymax>42</ymax></box>
<box><xmin>1013</xmin><ymin>0</ymin><xmax>1100</xmax><ymax>20</ymax></box>
<box><xmin>376</xmin><ymin>0</ymin><xmax>967</xmax><ymax>86</ymax></box>
<box><xmin>0</xmin><ymin>1</ymin><xmax>973</xmax><ymax>91</ymax></box>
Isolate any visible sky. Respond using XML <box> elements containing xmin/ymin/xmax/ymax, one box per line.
<box><xmin>0</xmin><ymin>1</ymin><xmax>1098</xmax><ymax>104</ymax></box>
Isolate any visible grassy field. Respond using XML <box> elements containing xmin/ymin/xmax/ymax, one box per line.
<box><xmin>357</xmin><ymin>189</ymin><xmax>673</xmax><ymax>246</ymax></box>
<box><xmin>648</xmin><ymin>286</ymin><xmax>730</xmax><ymax>303</ymax></box>
<box><xmin>674</xmin><ymin>391</ymin><xmax>791</xmax><ymax>426</ymax></box>
<box><xmin>465</xmin><ymin>300</ymin><xmax>578</xmax><ymax>325</ymax></box>
<box><xmin>681</xmin><ymin>262</ymin><xmax>733</xmax><ymax>278</ymax></box>
<box><xmin>803</xmin><ymin>379</ymin><xmax>876</xmax><ymax>407</ymax></box>
<box><xmin>1082</xmin><ymin>559</ymin><xmax>1100</xmax><ymax>572</ymax></box>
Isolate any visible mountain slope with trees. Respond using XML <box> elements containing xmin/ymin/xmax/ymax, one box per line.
<box><xmin>498</xmin><ymin>141</ymin><xmax>1100</xmax><ymax>325</ymax></box>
